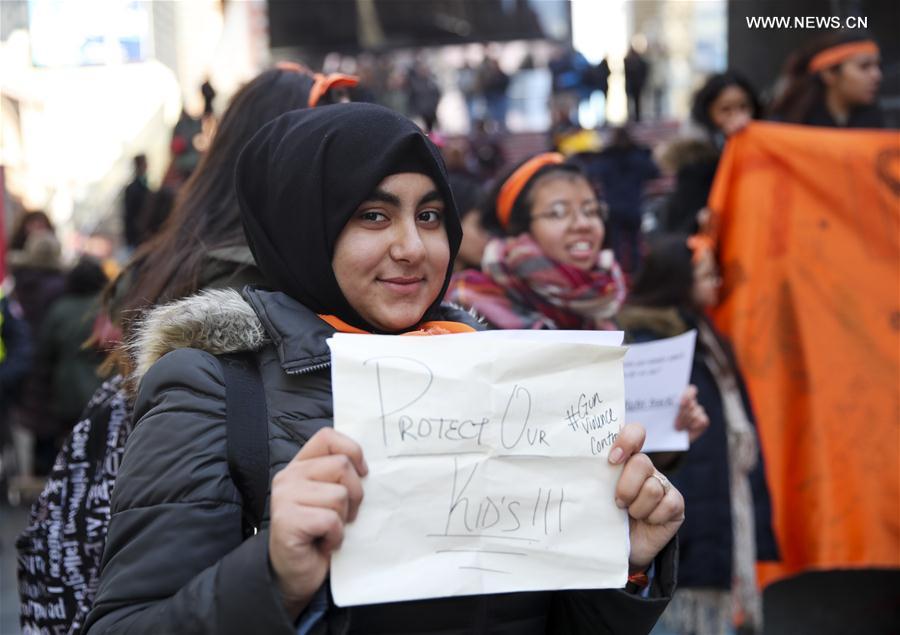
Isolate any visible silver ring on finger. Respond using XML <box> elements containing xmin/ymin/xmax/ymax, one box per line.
<box><xmin>650</xmin><ymin>470</ymin><xmax>671</xmax><ymax>496</ymax></box>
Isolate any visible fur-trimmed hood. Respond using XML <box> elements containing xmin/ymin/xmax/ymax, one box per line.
<box><xmin>128</xmin><ymin>288</ymin><xmax>268</xmax><ymax>386</ymax></box>
<box><xmin>617</xmin><ymin>305</ymin><xmax>689</xmax><ymax>340</ymax></box>
<box><xmin>128</xmin><ymin>287</ymin><xmax>485</xmax><ymax>389</ymax></box>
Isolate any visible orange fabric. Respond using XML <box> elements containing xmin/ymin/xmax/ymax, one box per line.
<box><xmin>318</xmin><ymin>314</ymin><xmax>476</xmax><ymax>336</ymax></box>
<box><xmin>496</xmin><ymin>153</ymin><xmax>564</xmax><ymax>229</ymax></box>
<box><xmin>308</xmin><ymin>73</ymin><xmax>359</xmax><ymax>108</ymax></box>
<box><xmin>319</xmin><ymin>314</ymin><xmax>369</xmax><ymax>334</ymax></box>
<box><xmin>707</xmin><ymin>121</ymin><xmax>900</xmax><ymax>587</ymax></box>
<box><xmin>808</xmin><ymin>40</ymin><xmax>879</xmax><ymax>73</ymax></box>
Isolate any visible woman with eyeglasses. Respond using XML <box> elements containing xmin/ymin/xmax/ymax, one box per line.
<box><xmin>617</xmin><ymin>234</ymin><xmax>779</xmax><ymax>635</ymax></box>
<box><xmin>445</xmin><ymin>152</ymin><xmax>709</xmax><ymax>438</ymax></box>
<box><xmin>446</xmin><ymin>153</ymin><xmax>623</xmax><ymax>331</ymax></box>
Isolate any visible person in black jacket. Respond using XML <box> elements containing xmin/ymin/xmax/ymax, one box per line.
<box><xmin>659</xmin><ymin>71</ymin><xmax>761</xmax><ymax>236</ymax></box>
<box><xmin>85</xmin><ymin>103</ymin><xmax>684</xmax><ymax>634</ymax></box>
<box><xmin>618</xmin><ymin>235</ymin><xmax>779</xmax><ymax>635</ymax></box>
<box><xmin>584</xmin><ymin>126</ymin><xmax>660</xmax><ymax>273</ymax></box>
<box><xmin>122</xmin><ymin>154</ymin><xmax>150</xmax><ymax>249</ymax></box>
<box><xmin>0</xmin><ymin>289</ymin><xmax>32</xmax><ymax>463</ymax></box>
<box><xmin>16</xmin><ymin>64</ymin><xmax>364</xmax><ymax>635</ymax></box>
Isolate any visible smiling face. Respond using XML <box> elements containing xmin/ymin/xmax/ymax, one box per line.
<box><xmin>526</xmin><ymin>173</ymin><xmax>605</xmax><ymax>271</ymax></box>
<box><xmin>332</xmin><ymin>172</ymin><xmax>450</xmax><ymax>332</ymax></box>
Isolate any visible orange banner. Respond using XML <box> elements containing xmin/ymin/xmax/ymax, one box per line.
<box><xmin>708</xmin><ymin>122</ymin><xmax>900</xmax><ymax>587</ymax></box>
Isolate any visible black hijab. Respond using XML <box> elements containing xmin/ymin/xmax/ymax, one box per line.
<box><xmin>235</xmin><ymin>102</ymin><xmax>461</xmax><ymax>331</ymax></box>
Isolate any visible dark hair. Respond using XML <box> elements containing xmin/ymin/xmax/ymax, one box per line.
<box><xmin>108</xmin><ymin>67</ymin><xmax>322</xmax><ymax>347</ymax></box>
<box><xmin>769</xmin><ymin>31</ymin><xmax>873</xmax><ymax>123</ymax></box>
<box><xmin>690</xmin><ymin>71</ymin><xmax>761</xmax><ymax>136</ymax></box>
<box><xmin>627</xmin><ymin>234</ymin><xmax>694</xmax><ymax>308</ymax></box>
<box><xmin>480</xmin><ymin>159</ymin><xmax>588</xmax><ymax>236</ymax></box>
<box><xmin>9</xmin><ymin>210</ymin><xmax>55</xmax><ymax>251</ymax></box>
<box><xmin>447</xmin><ymin>174</ymin><xmax>484</xmax><ymax>220</ymax></box>
<box><xmin>609</xmin><ymin>125</ymin><xmax>637</xmax><ymax>150</ymax></box>
<box><xmin>65</xmin><ymin>256</ymin><xmax>108</xmax><ymax>295</ymax></box>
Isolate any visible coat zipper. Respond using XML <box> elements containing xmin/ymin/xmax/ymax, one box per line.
<box><xmin>285</xmin><ymin>360</ymin><xmax>331</xmax><ymax>376</ymax></box>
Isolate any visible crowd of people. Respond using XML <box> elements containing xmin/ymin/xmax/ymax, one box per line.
<box><xmin>1</xmin><ymin>27</ymin><xmax>893</xmax><ymax>635</ymax></box>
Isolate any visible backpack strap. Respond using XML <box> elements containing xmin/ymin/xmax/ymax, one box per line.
<box><xmin>218</xmin><ymin>352</ymin><xmax>269</xmax><ymax>538</ymax></box>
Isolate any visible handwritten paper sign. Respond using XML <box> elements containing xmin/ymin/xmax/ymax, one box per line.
<box><xmin>328</xmin><ymin>333</ymin><xmax>629</xmax><ymax>606</ymax></box>
<box><xmin>467</xmin><ymin>329</ymin><xmax>624</xmax><ymax>347</ymax></box>
<box><xmin>623</xmin><ymin>330</ymin><xmax>696</xmax><ymax>452</ymax></box>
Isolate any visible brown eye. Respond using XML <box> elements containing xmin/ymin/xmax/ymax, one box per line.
<box><xmin>360</xmin><ymin>210</ymin><xmax>387</xmax><ymax>223</ymax></box>
<box><xmin>418</xmin><ymin>209</ymin><xmax>442</xmax><ymax>224</ymax></box>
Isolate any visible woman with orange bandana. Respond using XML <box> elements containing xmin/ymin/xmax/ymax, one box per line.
<box><xmin>769</xmin><ymin>31</ymin><xmax>884</xmax><ymax>128</ymax></box>
<box><xmin>445</xmin><ymin>153</ymin><xmax>709</xmax><ymax>441</ymax></box>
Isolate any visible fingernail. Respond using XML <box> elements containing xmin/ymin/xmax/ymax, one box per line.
<box><xmin>609</xmin><ymin>447</ymin><xmax>624</xmax><ymax>464</ymax></box>
<box><xmin>615</xmin><ymin>498</ymin><xmax>626</xmax><ymax>509</ymax></box>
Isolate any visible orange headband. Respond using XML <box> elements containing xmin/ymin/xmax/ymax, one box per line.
<box><xmin>687</xmin><ymin>234</ymin><xmax>714</xmax><ymax>264</ymax></box>
<box><xmin>308</xmin><ymin>73</ymin><xmax>359</xmax><ymax>108</ymax></box>
<box><xmin>808</xmin><ymin>40</ymin><xmax>879</xmax><ymax>73</ymax></box>
<box><xmin>273</xmin><ymin>62</ymin><xmax>359</xmax><ymax>108</ymax></box>
<box><xmin>496</xmin><ymin>152</ymin><xmax>565</xmax><ymax>229</ymax></box>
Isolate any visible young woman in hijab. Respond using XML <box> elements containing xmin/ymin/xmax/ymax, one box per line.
<box><xmin>769</xmin><ymin>31</ymin><xmax>883</xmax><ymax>128</ymax></box>
<box><xmin>84</xmin><ymin>103</ymin><xmax>683</xmax><ymax>635</ymax></box>
<box><xmin>618</xmin><ymin>235</ymin><xmax>778</xmax><ymax>635</ymax></box>
<box><xmin>16</xmin><ymin>65</ymin><xmax>360</xmax><ymax>635</ymax></box>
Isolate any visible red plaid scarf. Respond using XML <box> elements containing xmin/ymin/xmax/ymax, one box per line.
<box><xmin>447</xmin><ymin>234</ymin><xmax>625</xmax><ymax>330</ymax></box>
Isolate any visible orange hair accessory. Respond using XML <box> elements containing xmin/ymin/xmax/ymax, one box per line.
<box><xmin>808</xmin><ymin>40</ymin><xmax>879</xmax><ymax>73</ymax></box>
<box><xmin>496</xmin><ymin>152</ymin><xmax>565</xmax><ymax>229</ymax></box>
<box><xmin>687</xmin><ymin>234</ymin><xmax>715</xmax><ymax>264</ymax></box>
<box><xmin>275</xmin><ymin>60</ymin><xmax>312</xmax><ymax>74</ymax></box>
<box><xmin>308</xmin><ymin>73</ymin><xmax>359</xmax><ymax>108</ymax></box>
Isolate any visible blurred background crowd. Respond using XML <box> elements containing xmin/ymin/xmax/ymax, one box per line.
<box><xmin>0</xmin><ymin>1</ymin><xmax>897</xmax><ymax>634</ymax></box>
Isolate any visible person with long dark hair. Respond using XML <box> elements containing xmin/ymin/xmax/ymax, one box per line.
<box><xmin>109</xmin><ymin>64</ymin><xmax>358</xmax><ymax>379</ymax></box>
<box><xmin>659</xmin><ymin>71</ymin><xmax>761</xmax><ymax>235</ymax></box>
<box><xmin>769</xmin><ymin>31</ymin><xmax>883</xmax><ymax>128</ymax></box>
<box><xmin>84</xmin><ymin>102</ymin><xmax>683</xmax><ymax>635</ymax></box>
<box><xmin>16</xmin><ymin>64</ymin><xmax>360</xmax><ymax>635</ymax></box>
<box><xmin>618</xmin><ymin>235</ymin><xmax>779</xmax><ymax>635</ymax></box>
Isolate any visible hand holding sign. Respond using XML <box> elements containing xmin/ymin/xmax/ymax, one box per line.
<box><xmin>675</xmin><ymin>385</ymin><xmax>709</xmax><ymax>442</ymax></box>
<box><xmin>268</xmin><ymin>428</ymin><xmax>368</xmax><ymax>618</ymax></box>
<box><xmin>607</xmin><ymin>423</ymin><xmax>685</xmax><ymax>573</ymax></box>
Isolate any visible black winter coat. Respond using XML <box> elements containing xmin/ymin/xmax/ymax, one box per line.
<box><xmin>0</xmin><ymin>295</ymin><xmax>32</xmax><ymax>415</ymax></box>
<box><xmin>620</xmin><ymin>307</ymin><xmax>778</xmax><ymax>590</ymax></box>
<box><xmin>84</xmin><ymin>287</ymin><xmax>676</xmax><ymax>635</ymax></box>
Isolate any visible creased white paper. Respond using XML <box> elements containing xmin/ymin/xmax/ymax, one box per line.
<box><xmin>623</xmin><ymin>330</ymin><xmax>697</xmax><ymax>452</ymax></box>
<box><xmin>328</xmin><ymin>333</ymin><xmax>629</xmax><ymax>606</ymax></box>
